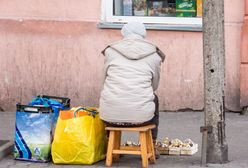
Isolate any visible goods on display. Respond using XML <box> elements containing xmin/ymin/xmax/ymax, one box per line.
<box><xmin>147</xmin><ymin>0</ymin><xmax>176</xmax><ymax>17</ymax></box>
<box><xmin>196</xmin><ymin>0</ymin><xmax>202</xmax><ymax>17</ymax></box>
<box><xmin>176</xmin><ymin>0</ymin><xmax>196</xmax><ymax>17</ymax></box>
<box><xmin>123</xmin><ymin>0</ymin><xmax>133</xmax><ymax>15</ymax></box>
<box><xmin>157</xmin><ymin>137</ymin><xmax>198</xmax><ymax>155</ymax></box>
<box><xmin>133</xmin><ymin>0</ymin><xmax>147</xmax><ymax>16</ymax></box>
<box><xmin>121</xmin><ymin>137</ymin><xmax>198</xmax><ymax>156</ymax></box>
<box><xmin>116</xmin><ymin>0</ymin><xmax>202</xmax><ymax>18</ymax></box>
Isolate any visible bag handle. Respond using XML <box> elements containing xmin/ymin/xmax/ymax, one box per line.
<box><xmin>39</xmin><ymin>95</ymin><xmax>70</xmax><ymax>108</ymax></box>
<box><xmin>29</xmin><ymin>97</ymin><xmax>50</xmax><ymax>106</ymax></box>
<box><xmin>30</xmin><ymin>96</ymin><xmax>65</xmax><ymax>109</ymax></box>
<box><xmin>73</xmin><ymin>107</ymin><xmax>98</xmax><ymax>118</ymax></box>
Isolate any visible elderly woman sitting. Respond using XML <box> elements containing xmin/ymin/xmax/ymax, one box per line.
<box><xmin>99</xmin><ymin>22</ymin><xmax>165</xmax><ymax>157</ymax></box>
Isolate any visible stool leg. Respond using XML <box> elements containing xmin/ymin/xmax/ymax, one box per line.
<box><xmin>147</xmin><ymin>130</ymin><xmax>156</xmax><ymax>164</ymax></box>
<box><xmin>140</xmin><ymin>131</ymin><xmax>148</xmax><ymax>168</ymax></box>
<box><xmin>106</xmin><ymin>130</ymin><xmax>115</xmax><ymax>166</ymax></box>
<box><xmin>113</xmin><ymin>131</ymin><xmax>121</xmax><ymax>161</ymax></box>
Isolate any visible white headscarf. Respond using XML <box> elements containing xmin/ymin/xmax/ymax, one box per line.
<box><xmin>121</xmin><ymin>22</ymin><xmax>147</xmax><ymax>38</ymax></box>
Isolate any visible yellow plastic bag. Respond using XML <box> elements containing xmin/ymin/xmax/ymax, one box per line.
<box><xmin>51</xmin><ymin>107</ymin><xmax>107</xmax><ymax>164</ymax></box>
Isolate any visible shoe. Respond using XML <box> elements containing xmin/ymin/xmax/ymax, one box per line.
<box><xmin>155</xmin><ymin>147</ymin><xmax>160</xmax><ymax>159</ymax></box>
<box><xmin>154</xmin><ymin>142</ymin><xmax>160</xmax><ymax>159</ymax></box>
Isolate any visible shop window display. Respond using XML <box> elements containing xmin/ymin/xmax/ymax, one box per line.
<box><xmin>102</xmin><ymin>0</ymin><xmax>202</xmax><ymax>26</ymax></box>
<box><xmin>113</xmin><ymin>0</ymin><xmax>202</xmax><ymax>18</ymax></box>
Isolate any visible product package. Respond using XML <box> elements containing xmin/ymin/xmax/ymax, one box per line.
<box><xmin>176</xmin><ymin>0</ymin><xmax>196</xmax><ymax>17</ymax></box>
<box><xmin>197</xmin><ymin>0</ymin><xmax>202</xmax><ymax>17</ymax></box>
<box><xmin>147</xmin><ymin>0</ymin><xmax>176</xmax><ymax>17</ymax></box>
<box><xmin>14</xmin><ymin>104</ymin><xmax>53</xmax><ymax>162</ymax></box>
<box><xmin>133</xmin><ymin>0</ymin><xmax>147</xmax><ymax>16</ymax></box>
<box><xmin>123</xmin><ymin>0</ymin><xmax>133</xmax><ymax>16</ymax></box>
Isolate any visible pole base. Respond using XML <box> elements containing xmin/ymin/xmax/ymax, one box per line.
<box><xmin>207</xmin><ymin>144</ymin><xmax>228</xmax><ymax>164</ymax></box>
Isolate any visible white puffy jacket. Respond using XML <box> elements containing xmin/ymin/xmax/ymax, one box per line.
<box><xmin>99</xmin><ymin>35</ymin><xmax>165</xmax><ymax>123</ymax></box>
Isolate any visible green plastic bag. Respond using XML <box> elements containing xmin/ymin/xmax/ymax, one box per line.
<box><xmin>51</xmin><ymin>107</ymin><xmax>107</xmax><ymax>164</ymax></box>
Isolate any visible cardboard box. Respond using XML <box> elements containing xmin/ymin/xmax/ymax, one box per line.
<box><xmin>158</xmin><ymin>146</ymin><xmax>169</xmax><ymax>155</ymax></box>
<box><xmin>169</xmin><ymin>147</ymin><xmax>181</xmax><ymax>155</ymax></box>
<box><xmin>180</xmin><ymin>144</ymin><xmax>198</xmax><ymax>155</ymax></box>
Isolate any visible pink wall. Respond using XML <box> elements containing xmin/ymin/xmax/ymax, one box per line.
<box><xmin>0</xmin><ymin>0</ymin><xmax>244</xmax><ymax>111</ymax></box>
<box><xmin>224</xmin><ymin>0</ymin><xmax>244</xmax><ymax>111</ymax></box>
<box><xmin>240</xmin><ymin>0</ymin><xmax>248</xmax><ymax>107</ymax></box>
<box><xmin>0</xmin><ymin>0</ymin><xmax>101</xmax><ymax>22</ymax></box>
<box><xmin>247</xmin><ymin>0</ymin><xmax>248</xmax><ymax>14</ymax></box>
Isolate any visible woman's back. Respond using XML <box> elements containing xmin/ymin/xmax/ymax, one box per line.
<box><xmin>99</xmin><ymin>35</ymin><xmax>162</xmax><ymax>123</ymax></box>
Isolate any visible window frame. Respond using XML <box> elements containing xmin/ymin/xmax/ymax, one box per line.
<box><xmin>101</xmin><ymin>0</ymin><xmax>202</xmax><ymax>26</ymax></box>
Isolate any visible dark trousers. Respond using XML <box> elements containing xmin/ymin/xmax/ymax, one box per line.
<box><xmin>105</xmin><ymin>94</ymin><xmax>159</xmax><ymax>141</ymax></box>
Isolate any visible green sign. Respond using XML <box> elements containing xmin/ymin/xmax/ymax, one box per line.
<box><xmin>176</xmin><ymin>0</ymin><xmax>196</xmax><ymax>17</ymax></box>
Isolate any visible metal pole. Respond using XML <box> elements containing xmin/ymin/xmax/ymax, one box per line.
<box><xmin>201</xmin><ymin>131</ymin><xmax>207</xmax><ymax>166</ymax></box>
<box><xmin>202</xmin><ymin>0</ymin><xmax>228</xmax><ymax>163</ymax></box>
<box><xmin>200</xmin><ymin>126</ymin><xmax>212</xmax><ymax>166</ymax></box>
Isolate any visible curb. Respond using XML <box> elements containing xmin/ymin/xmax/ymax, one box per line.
<box><xmin>0</xmin><ymin>140</ymin><xmax>13</xmax><ymax>160</ymax></box>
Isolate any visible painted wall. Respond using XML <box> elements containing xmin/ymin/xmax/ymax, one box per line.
<box><xmin>240</xmin><ymin>0</ymin><xmax>248</xmax><ymax>107</ymax></box>
<box><xmin>0</xmin><ymin>0</ymin><xmax>244</xmax><ymax>112</ymax></box>
<box><xmin>0</xmin><ymin>0</ymin><xmax>101</xmax><ymax>22</ymax></box>
<box><xmin>225</xmin><ymin>0</ymin><xmax>244</xmax><ymax>111</ymax></box>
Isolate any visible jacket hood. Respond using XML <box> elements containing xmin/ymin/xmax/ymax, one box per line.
<box><xmin>121</xmin><ymin>22</ymin><xmax>147</xmax><ymax>38</ymax></box>
<box><xmin>107</xmin><ymin>36</ymin><xmax>157</xmax><ymax>60</ymax></box>
<box><xmin>102</xmin><ymin>35</ymin><xmax>166</xmax><ymax>62</ymax></box>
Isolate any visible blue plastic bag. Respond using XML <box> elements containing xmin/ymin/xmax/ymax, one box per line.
<box><xmin>29</xmin><ymin>95</ymin><xmax>70</xmax><ymax>131</ymax></box>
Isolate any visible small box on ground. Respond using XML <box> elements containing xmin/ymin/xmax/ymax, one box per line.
<box><xmin>158</xmin><ymin>146</ymin><xmax>169</xmax><ymax>155</ymax></box>
<box><xmin>157</xmin><ymin>137</ymin><xmax>198</xmax><ymax>156</ymax></box>
<box><xmin>180</xmin><ymin>144</ymin><xmax>198</xmax><ymax>155</ymax></box>
<box><xmin>169</xmin><ymin>147</ymin><xmax>181</xmax><ymax>155</ymax></box>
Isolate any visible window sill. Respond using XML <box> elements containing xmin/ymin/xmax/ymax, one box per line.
<box><xmin>97</xmin><ymin>22</ymin><xmax>202</xmax><ymax>32</ymax></box>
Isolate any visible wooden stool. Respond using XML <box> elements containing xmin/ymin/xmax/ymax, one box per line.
<box><xmin>105</xmin><ymin>124</ymin><xmax>156</xmax><ymax>168</ymax></box>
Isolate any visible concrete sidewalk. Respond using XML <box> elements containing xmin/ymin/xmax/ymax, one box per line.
<box><xmin>0</xmin><ymin>111</ymin><xmax>247</xmax><ymax>168</ymax></box>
